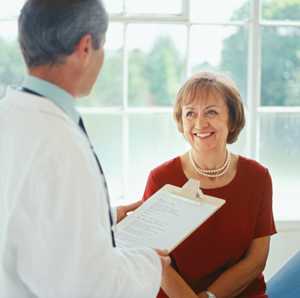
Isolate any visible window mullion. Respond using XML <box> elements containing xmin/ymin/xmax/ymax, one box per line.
<box><xmin>122</xmin><ymin>0</ymin><xmax>126</xmax><ymax>14</ymax></box>
<box><xmin>246</xmin><ymin>0</ymin><xmax>261</xmax><ymax>159</ymax></box>
<box><xmin>122</xmin><ymin>112</ymin><xmax>129</xmax><ymax>200</ymax></box>
<box><xmin>185</xmin><ymin>23</ymin><xmax>191</xmax><ymax>79</ymax></box>
<box><xmin>123</xmin><ymin>23</ymin><xmax>128</xmax><ymax>110</ymax></box>
<box><xmin>121</xmin><ymin>22</ymin><xmax>129</xmax><ymax>200</ymax></box>
<box><xmin>182</xmin><ymin>0</ymin><xmax>190</xmax><ymax>20</ymax></box>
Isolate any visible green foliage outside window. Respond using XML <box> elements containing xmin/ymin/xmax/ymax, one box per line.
<box><xmin>224</xmin><ymin>0</ymin><xmax>300</xmax><ymax>106</ymax></box>
<box><xmin>83</xmin><ymin>51</ymin><xmax>123</xmax><ymax>106</ymax></box>
<box><xmin>129</xmin><ymin>36</ymin><xmax>183</xmax><ymax>106</ymax></box>
<box><xmin>0</xmin><ymin>37</ymin><xmax>25</xmax><ymax>97</ymax></box>
<box><xmin>0</xmin><ymin>0</ymin><xmax>299</xmax><ymax>106</ymax></box>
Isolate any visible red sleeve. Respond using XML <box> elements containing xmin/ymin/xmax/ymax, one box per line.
<box><xmin>254</xmin><ymin>169</ymin><xmax>277</xmax><ymax>238</ymax></box>
<box><xmin>142</xmin><ymin>171</ymin><xmax>163</xmax><ymax>202</ymax></box>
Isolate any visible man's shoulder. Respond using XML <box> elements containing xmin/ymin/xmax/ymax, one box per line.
<box><xmin>2</xmin><ymin>87</ymin><xmax>88</xmax><ymax>158</ymax></box>
<box><xmin>2</xmin><ymin>88</ymin><xmax>62</xmax><ymax>124</ymax></box>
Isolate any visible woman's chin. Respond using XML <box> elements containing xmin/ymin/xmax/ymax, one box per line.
<box><xmin>192</xmin><ymin>143</ymin><xmax>219</xmax><ymax>153</ymax></box>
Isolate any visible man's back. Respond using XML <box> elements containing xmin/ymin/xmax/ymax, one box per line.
<box><xmin>0</xmin><ymin>87</ymin><xmax>162</xmax><ymax>298</ymax></box>
<box><xmin>0</xmin><ymin>88</ymin><xmax>54</xmax><ymax>297</ymax></box>
<box><xmin>0</xmin><ymin>0</ymin><xmax>166</xmax><ymax>296</ymax></box>
<box><xmin>0</xmin><ymin>87</ymin><xmax>98</xmax><ymax>297</ymax></box>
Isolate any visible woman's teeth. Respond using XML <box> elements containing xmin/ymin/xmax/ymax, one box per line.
<box><xmin>194</xmin><ymin>132</ymin><xmax>213</xmax><ymax>138</ymax></box>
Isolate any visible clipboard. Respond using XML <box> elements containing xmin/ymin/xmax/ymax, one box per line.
<box><xmin>115</xmin><ymin>179</ymin><xmax>225</xmax><ymax>252</ymax></box>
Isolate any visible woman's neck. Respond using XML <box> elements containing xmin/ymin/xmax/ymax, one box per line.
<box><xmin>191</xmin><ymin>147</ymin><xmax>228</xmax><ymax>170</ymax></box>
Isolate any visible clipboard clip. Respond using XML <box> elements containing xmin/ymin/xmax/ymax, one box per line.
<box><xmin>181</xmin><ymin>178</ymin><xmax>204</xmax><ymax>200</ymax></box>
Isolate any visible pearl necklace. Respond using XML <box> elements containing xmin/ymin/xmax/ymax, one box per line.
<box><xmin>189</xmin><ymin>149</ymin><xmax>231</xmax><ymax>178</ymax></box>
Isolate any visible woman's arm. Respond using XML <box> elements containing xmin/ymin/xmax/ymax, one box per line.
<box><xmin>161</xmin><ymin>265</ymin><xmax>198</xmax><ymax>298</ymax></box>
<box><xmin>198</xmin><ymin>236</ymin><xmax>270</xmax><ymax>298</ymax></box>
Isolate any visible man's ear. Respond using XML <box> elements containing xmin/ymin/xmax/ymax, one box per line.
<box><xmin>74</xmin><ymin>33</ymin><xmax>93</xmax><ymax>67</ymax></box>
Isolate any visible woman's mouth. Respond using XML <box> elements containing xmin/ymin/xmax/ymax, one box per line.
<box><xmin>193</xmin><ymin>132</ymin><xmax>215</xmax><ymax>139</ymax></box>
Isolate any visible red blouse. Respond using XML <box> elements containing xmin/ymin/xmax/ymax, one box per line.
<box><xmin>142</xmin><ymin>156</ymin><xmax>276</xmax><ymax>298</ymax></box>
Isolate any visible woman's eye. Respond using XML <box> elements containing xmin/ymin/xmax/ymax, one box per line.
<box><xmin>186</xmin><ymin>111</ymin><xmax>194</xmax><ymax>118</ymax></box>
<box><xmin>206</xmin><ymin>110</ymin><xmax>218</xmax><ymax>117</ymax></box>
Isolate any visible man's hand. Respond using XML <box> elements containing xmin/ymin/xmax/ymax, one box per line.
<box><xmin>155</xmin><ymin>249</ymin><xmax>171</xmax><ymax>273</ymax></box>
<box><xmin>116</xmin><ymin>200</ymin><xmax>143</xmax><ymax>223</ymax></box>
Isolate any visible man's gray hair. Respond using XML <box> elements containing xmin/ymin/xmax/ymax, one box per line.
<box><xmin>18</xmin><ymin>0</ymin><xmax>108</xmax><ymax>68</ymax></box>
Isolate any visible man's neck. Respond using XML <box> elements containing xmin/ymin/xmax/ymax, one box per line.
<box><xmin>29</xmin><ymin>65</ymin><xmax>78</xmax><ymax>98</ymax></box>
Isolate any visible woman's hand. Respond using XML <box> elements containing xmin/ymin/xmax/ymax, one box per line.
<box><xmin>204</xmin><ymin>236</ymin><xmax>270</xmax><ymax>298</ymax></box>
<box><xmin>161</xmin><ymin>266</ymin><xmax>198</xmax><ymax>298</ymax></box>
<box><xmin>116</xmin><ymin>200</ymin><xmax>143</xmax><ymax>223</ymax></box>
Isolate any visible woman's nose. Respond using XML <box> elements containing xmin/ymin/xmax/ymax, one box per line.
<box><xmin>194</xmin><ymin>115</ymin><xmax>208</xmax><ymax>129</ymax></box>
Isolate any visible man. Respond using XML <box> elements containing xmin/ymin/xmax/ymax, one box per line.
<box><xmin>0</xmin><ymin>0</ymin><xmax>170</xmax><ymax>297</ymax></box>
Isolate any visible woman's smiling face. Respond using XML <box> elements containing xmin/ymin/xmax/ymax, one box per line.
<box><xmin>181</xmin><ymin>89</ymin><xmax>230</xmax><ymax>153</ymax></box>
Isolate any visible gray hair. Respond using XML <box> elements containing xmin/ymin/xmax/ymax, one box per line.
<box><xmin>18</xmin><ymin>0</ymin><xmax>108</xmax><ymax>68</ymax></box>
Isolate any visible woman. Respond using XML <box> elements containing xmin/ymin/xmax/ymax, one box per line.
<box><xmin>143</xmin><ymin>72</ymin><xmax>276</xmax><ymax>298</ymax></box>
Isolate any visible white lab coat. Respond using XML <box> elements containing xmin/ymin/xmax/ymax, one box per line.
<box><xmin>0</xmin><ymin>88</ymin><xmax>161</xmax><ymax>298</ymax></box>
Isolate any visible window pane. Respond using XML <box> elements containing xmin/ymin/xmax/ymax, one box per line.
<box><xmin>262</xmin><ymin>0</ymin><xmax>300</xmax><ymax>21</ymax></box>
<box><xmin>127</xmin><ymin>24</ymin><xmax>186</xmax><ymax>107</ymax></box>
<box><xmin>190</xmin><ymin>0</ymin><xmax>249</xmax><ymax>22</ymax></box>
<box><xmin>0</xmin><ymin>21</ymin><xmax>25</xmax><ymax>98</ymax></box>
<box><xmin>82</xmin><ymin>113</ymin><xmax>123</xmax><ymax>203</ymax></box>
<box><xmin>126</xmin><ymin>0</ymin><xmax>182</xmax><ymax>14</ymax></box>
<box><xmin>259</xmin><ymin>111</ymin><xmax>300</xmax><ymax>220</ymax></box>
<box><xmin>189</xmin><ymin>25</ymin><xmax>248</xmax><ymax>101</ymax></box>
<box><xmin>103</xmin><ymin>0</ymin><xmax>123</xmax><ymax>14</ymax></box>
<box><xmin>80</xmin><ymin>23</ymin><xmax>123</xmax><ymax>107</ymax></box>
<box><xmin>0</xmin><ymin>0</ymin><xmax>24</xmax><ymax>19</ymax></box>
<box><xmin>127</xmin><ymin>111</ymin><xmax>247</xmax><ymax>202</ymax></box>
<box><xmin>229</xmin><ymin>121</ymin><xmax>247</xmax><ymax>155</ymax></box>
<box><xmin>261</xmin><ymin>26</ymin><xmax>300</xmax><ymax>106</ymax></box>
<box><xmin>128</xmin><ymin>113</ymin><xmax>187</xmax><ymax>200</ymax></box>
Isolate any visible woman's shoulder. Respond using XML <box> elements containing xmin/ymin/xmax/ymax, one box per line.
<box><xmin>150</xmin><ymin>156</ymin><xmax>182</xmax><ymax>177</ymax></box>
<box><xmin>238</xmin><ymin>155</ymin><xmax>270</xmax><ymax>179</ymax></box>
<box><xmin>143</xmin><ymin>156</ymin><xmax>186</xmax><ymax>200</ymax></box>
<box><xmin>149</xmin><ymin>156</ymin><xmax>186</xmax><ymax>187</ymax></box>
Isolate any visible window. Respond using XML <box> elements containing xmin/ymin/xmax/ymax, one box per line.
<box><xmin>0</xmin><ymin>0</ymin><xmax>299</xmax><ymax>220</ymax></box>
<box><xmin>259</xmin><ymin>0</ymin><xmax>300</xmax><ymax>220</ymax></box>
<box><xmin>0</xmin><ymin>20</ymin><xmax>25</xmax><ymax>97</ymax></box>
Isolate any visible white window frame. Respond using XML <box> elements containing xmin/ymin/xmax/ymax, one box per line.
<box><xmin>80</xmin><ymin>0</ymin><xmax>253</xmax><ymax>199</ymax></box>
<box><xmin>79</xmin><ymin>0</ymin><xmax>300</xmax><ymax>201</ymax></box>
<box><xmin>1</xmin><ymin>0</ymin><xmax>298</xmax><ymax>204</ymax></box>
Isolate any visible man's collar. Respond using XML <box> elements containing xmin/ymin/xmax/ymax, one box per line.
<box><xmin>22</xmin><ymin>75</ymin><xmax>80</xmax><ymax>124</ymax></box>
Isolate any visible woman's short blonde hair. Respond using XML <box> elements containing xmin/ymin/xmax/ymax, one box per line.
<box><xmin>174</xmin><ymin>71</ymin><xmax>245</xmax><ymax>144</ymax></box>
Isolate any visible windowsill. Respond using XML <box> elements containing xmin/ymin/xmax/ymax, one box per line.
<box><xmin>274</xmin><ymin>220</ymin><xmax>300</xmax><ymax>232</ymax></box>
